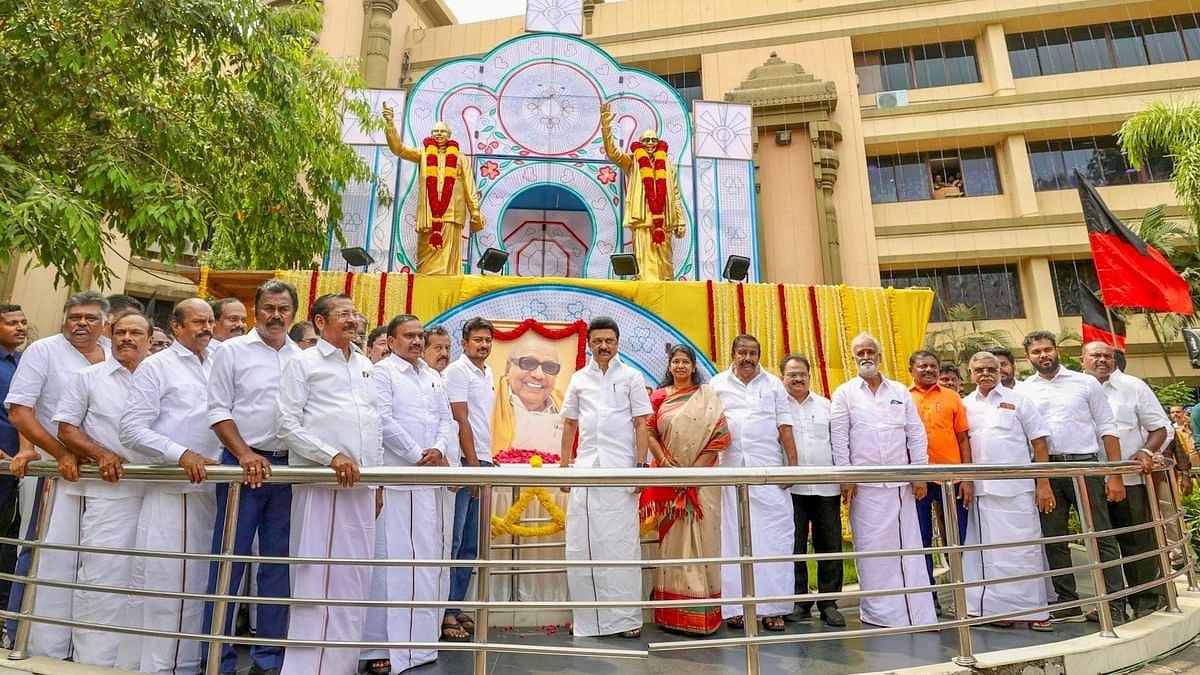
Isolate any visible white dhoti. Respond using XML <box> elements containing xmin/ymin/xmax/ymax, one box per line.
<box><xmin>565</xmin><ymin>486</ymin><xmax>642</xmax><ymax>637</ymax></box>
<box><xmin>851</xmin><ymin>485</ymin><xmax>937</xmax><ymax>628</ymax></box>
<box><xmin>27</xmin><ymin>489</ymin><xmax>83</xmax><ymax>659</ymax></box>
<box><xmin>125</xmin><ymin>487</ymin><xmax>216</xmax><ymax>675</ymax></box>
<box><xmin>73</xmin><ymin>494</ymin><xmax>142</xmax><ymax>667</ymax></box>
<box><xmin>361</xmin><ymin>487</ymin><xmax>452</xmax><ymax>672</ymax></box>
<box><xmin>281</xmin><ymin>485</ymin><xmax>375</xmax><ymax>675</ymax></box>
<box><xmin>720</xmin><ymin>485</ymin><xmax>795</xmax><ymax>618</ymax></box>
<box><xmin>963</xmin><ymin>491</ymin><xmax>1049</xmax><ymax>621</ymax></box>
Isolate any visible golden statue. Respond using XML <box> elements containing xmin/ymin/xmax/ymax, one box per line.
<box><xmin>383</xmin><ymin>103</ymin><xmax>485</xmax><ymax>275</ymax></box>
<box><xmin>599</xmin><ymin>102</ymin><xmax>686</xmax><ymax>281</ymax></box>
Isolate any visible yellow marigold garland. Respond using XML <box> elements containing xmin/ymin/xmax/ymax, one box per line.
<box><xmin>490</xmin><ymin>487</ymin><xmax>566</xmax><ymax>539</ymax></box>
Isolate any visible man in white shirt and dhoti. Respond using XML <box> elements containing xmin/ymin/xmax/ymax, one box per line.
<box><xmin>711</xmin><ymin>335</ymin><xmax>798</xmax><ymax>632</ymax></box>
<box><xmin>360</xmin><ymin>314</ymin><xmax>456</xmax><ymax>673</ymax></box>
<box><xmin>960</xmin><ymin>351</ymin><xmax>1055</xmax><ymax>631</ymax></box>
<box><xmin>559</xmin><ymin>316</ymin><xmax>652</xmax><ymax>638</ymax></box>
<box><xmin>830</xmin><ymin>333</ymin><xmax>936</xmax><ymax>628</ymax></box>
<box><xmin>275</xmin><ymin>293</ymin><xmax>382</xmax><ymax>675</ymax></box>
<box><xmin>119</xmin><ymin>298</ymin><xmax>222</xmax><ymax>674</ymax></box>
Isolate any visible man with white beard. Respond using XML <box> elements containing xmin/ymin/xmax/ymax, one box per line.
<box><xmin>830</xmin><ymin>332</ymin><xmax>936</xmax><ymax>628</ymax></box>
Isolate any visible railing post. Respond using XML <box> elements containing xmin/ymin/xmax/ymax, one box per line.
<box><xmin>8</xmin><ymin>477</ymin><xmax>56</xmax><ymax>661</ymax></box>
<box><xmin>735</xmin><ymin>483</ymin><xmax>760</xmax><ymax>675</ymax></box>
<box><xmin>941</xmin><ymin>481</ymin><xmax>975</xmax><ymax>667</ymax></box>
<box><xmin>1143</xmin><ymin>469</ymin><xmax>1180</xmax><ymax>613</ymax></box>
<box><xmin>1072</xmin><ymin>475</ymin><xmax>1117</xmax><ymax>638</ymax></box>
<box><xmin>473</xmin><ymin>484</ymin><xmax>492</xmax><ymax>675</ymax></box>
<box><xmin>1169</xmin><ymin>469</ymin><xmax>1199</xmax><ymax>593</ymax></box>
<box><xmin>204</xmin><ymin>482</ymin><xmax>242</xmax><ymax>675</ymax></box>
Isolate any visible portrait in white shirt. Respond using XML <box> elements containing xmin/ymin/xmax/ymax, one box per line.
<box><xmin>710</xmin><ymin>366</ymin><xmax>793</xmax><ymax>468</ymax></box>
<box><xmin>962</xmin><ymin>385</ymin><xmax>1049</xmax><ymax>497</ymax></box>
<box><xmin>561</xmin><ymin>356</ymin><xmax>652</xmax><ymax>468</ymax></box>
<box><xmin>830</xmin><ymin>375</ymin><xmax>929</xmax><ymax>487</ymax></box>
<box><xmin>786</xmin><ymin>392</ymin><xmax>840</xmax><ymax>497</ymax></box>
<box><xmin>206</xmin><ymin>328</ymin><xmax>301</xmax><ymax>453</ymax></box>
<box><xmin>373</xmin><ymin>353</ymin><xmax>454</xmax><ymax>469</ymax></box>
<box><xmin>1015</xmin><ymin>366</ymin><xmax>1118</xmax><ymax>457</ymax></box>
<box><xmin>443</xmin><ymin>354</ymin><xmax>496</xmax><ymax>463</ymax></box>
<box><xmin>5</xmin><ymin>332</ymin><xmax>111</xmax><ymax>447</ymax></box>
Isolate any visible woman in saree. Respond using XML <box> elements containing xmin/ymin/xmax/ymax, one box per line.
<box><xmin>639</xmin><ymin>345</ymin><xmax>730</xmax><ymax>635</ymax></box>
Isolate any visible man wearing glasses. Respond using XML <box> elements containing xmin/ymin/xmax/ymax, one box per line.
<box><xmin>492</xmin><ymin>332</ymin><xmax>564</xmax><ymax>456</ymax></box>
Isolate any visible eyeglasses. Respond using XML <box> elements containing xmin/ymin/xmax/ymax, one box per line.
<box><xmin>298</xmin><ymin>337</ymin><xmax>319</xmax><ymax>346</ymax></box>
<box><xmin>971</xmin><ymin>366</ymin><xmax>998</xmax><ymax>374</ymax></box>
<box><xmin>323</xmin><ymin>309</ymin><xmax>357</xmax><ymax>320</ymax></box>
<box><xmin>66</xmin><ymin>314</ymin><xmax>102</xmax><ymax>324</ymax></box>
<box><xmin>512</xmin><ymin>356</ymin><xmax>561</xmax><ymax>375</ymax></box>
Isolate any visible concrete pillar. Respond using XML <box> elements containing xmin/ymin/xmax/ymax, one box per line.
<box><xmin>1020</xmin><ymin>257</ymin><xmax>1062</xmax><ymax>335</ymax></box>
<box><xmin>362</xmin><ymin>0</ymin><xmax>399</xmax><ymax>87</ymax></box>
<box><xmin>1001</xmin><ymin>134</ymin><xmax>1039</xmax><ymax>218</ymax></box>
<box><xmin>978</xmin><ymin>23</ymin><xmax>1015</xmax><ymax>96</ymax></box>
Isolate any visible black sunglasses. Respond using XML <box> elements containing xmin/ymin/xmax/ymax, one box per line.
<box><xmin>512</xmin><ymin>356</ymin><xmax>561</xmax><ymax>376</ymax></box>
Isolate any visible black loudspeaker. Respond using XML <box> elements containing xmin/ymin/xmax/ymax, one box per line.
<box><xmin>611</xmin><ymin>254</ymin><xmax>639</xmax><ymax>277</ymax></box>
<box><xmin>340</xmin><ymin>247</ymin><xmax>375</xmax><ymax>268</ymax></box>
<box><xmin>1183</xmin><ymin>328</ymin><xmax>1200</xmax><ymax>369</ymax></box>
<box><xmin>722</xmin><ymin>255</ymin><xmax>751</xmax><ymax>282</ymax></box>
<box><xmin>476</xmin><ymin>248</ymin><xmax>509</xmax><ymax>274</ymax></box>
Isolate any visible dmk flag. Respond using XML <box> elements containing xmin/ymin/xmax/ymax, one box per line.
<box><xmin>1079</xmin><ymin>286</ymin><xmax>1126</xmax><ymax>351</ymax></box>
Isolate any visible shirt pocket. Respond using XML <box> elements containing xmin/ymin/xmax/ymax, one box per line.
<box><xmin>882</xmin><ymin>401</ymin><xmax>908</xmax><ymax>426</ymax></box>
<box><xmin>809</xmin><ymin>410</ymin><xmax>831</xmax><ymax>440</ymax></box>
<box><xmin>988</xmin><ymin>407</ymin><xmax>1023</xmax><ymax>434</ymax></box>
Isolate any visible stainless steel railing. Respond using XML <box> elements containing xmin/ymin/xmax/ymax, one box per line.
<box><xmin>0</xmin><ymin>460</ymin><xmax>1195</xmax><ymax>675</ymax></box>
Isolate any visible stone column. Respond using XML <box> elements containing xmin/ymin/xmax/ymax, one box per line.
<box><xmin>979</xmin><ymin>23</ymin><xmax>1016</xmax><ymax>96</ymax></box>
<box><xmin>811</xmin><ymin>121</ymin><xmax>844</xmax><ymax>284</ymax></box>
<box><xmin>1001</xmin><ymin>133</ymin><xmax>1039</xmax><ymax>217</ymax></box>
<box><xmin>1020</xmin><ymin>257</ymin><xmax>1062</xmax><ymax>334</ymax></box>
<box><xmin>362</xmin><ymin>0</ymin><xmax>399</xmax><ymax>88</ymax></box>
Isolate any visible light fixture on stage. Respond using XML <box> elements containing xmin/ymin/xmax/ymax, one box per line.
<box><xmin>610</xmin><ymin>254</ymin><xmax>639</xmax><ymax>278</ymax></box>
<box><xmin>341</xmin><ymin>247</ymin><xmax>374</xmax><ymax>270</ymax></box>
<box><xmin>722</xmin><ymin>255</ymin><xmax>751</xmax><ymax>282</ymax></box>
<box><xmin>477</xmin><ymin>247</ymin><xmax>509</xmax><ymax>274</ymax></box>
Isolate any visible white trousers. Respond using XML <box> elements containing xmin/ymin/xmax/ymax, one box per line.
<box><xmin>720</xmin><ymin>484</ymin><xmax>796</xmax><ymax>618</ymax></box>
<box><xmin>27</xmin><ymin>489</ymin><xmax>83</xmax><ymax>659</ymax></box>
<box><xmin>281</xmin><ymin>485</ymin><xmax>375</xmax><ymax>675</ymax></box>
<box><xmin>851</xmin><ymin>485</ymin><xmax>937</xmax><ymax>628</ymax></box>
<box><xmin>565</xmin><ymin>486</ymin><xmax>642</xmax><ymax>637</ymax></box>
<box><xmin>72</xmin><ymin>494</ymin><xmax>142</xmax><ymax>667</ymax></box>
<box><xmin>964</xmin><ymin>492</ymin><xmax>1050</xmax><ymax>621</ymax></box>
<box><xmin>361</xmin><ymin>488</ymin><xmax>452</xmax><ymax>672</ymax></box>
<box><xmin>120</xmin><ymin>487</ymin><xmax>216</xmax><ymax>675</ymax></box>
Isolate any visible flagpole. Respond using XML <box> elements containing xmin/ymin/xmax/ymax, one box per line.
<box><xmin>1143</xmin><ymin>311</ymin><xmax>1178</xmax><ymax>378</ymax></box>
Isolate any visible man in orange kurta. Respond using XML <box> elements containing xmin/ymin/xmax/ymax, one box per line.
<box><xmin>907</xmin><ymin>350</ymin><xmax>973</xmax><ymax>615</ymax></box>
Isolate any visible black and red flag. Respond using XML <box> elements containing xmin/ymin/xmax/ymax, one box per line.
<box><xmin>1079</xmin><ymin>286</ymin><xmax>1126</xmax><ymax>351</ymax></box>
<box><xmin>1075</xmin><ymin>169</ymin><xmax>1192</xmax><ymax>315</ymax></box>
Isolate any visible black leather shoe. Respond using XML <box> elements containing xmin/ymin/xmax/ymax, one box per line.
<box><xmin>820</xmin><ymin>606</ymin><xmax>846</xmax><ymax>627</ymax></box>
<box><xmin>785</xmin><ymin>603</ymin><xmax>813</xmax><ymax>622</ymax></box>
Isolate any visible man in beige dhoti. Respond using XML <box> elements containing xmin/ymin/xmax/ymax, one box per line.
<box><xmin>599</xmin><ymin>103</ymin><xmax>687</xmax><ymax>281</ymax></box>
<box><xmin>383</xmin><ymin>104</ymin><xmax>485</xmax><ymax>275</ymax></box>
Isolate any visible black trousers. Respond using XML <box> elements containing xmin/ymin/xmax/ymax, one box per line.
<box><xmin>1038</xmin><ymin>471</ymin><xmax>1124</xmax><ymax>614</ymax></box>
<box><xmin>0</xmin><ymin>475</ymin><xmax>17</xmax><ymax>611</ymax></box>
<box><xmin>792</xmin><ymin>493</ymin><xmax>843</xmax><ymax>610</ymax></box>
<box><xmin>1108</xmin><ymin>483</ymin><xmax>1163</xmax><ymax>613</ymax></box>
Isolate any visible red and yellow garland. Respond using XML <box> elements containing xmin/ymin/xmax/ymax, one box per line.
<box><xmin>631</xmin><ymin>139</ymin><xmax>669</xmax><ymax>245</ymax></box>
<box><xmin>423</xmin><ymin>138</ymin><xmax>460</xmax><ymax>249</ymax></box>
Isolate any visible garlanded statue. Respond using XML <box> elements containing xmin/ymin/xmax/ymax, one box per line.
<box><xmin>599</xmin><ymin>102</ymin><xmax>687</xmax><ymax>281</ymax></box>
<box><xmin>383</xmin><ymin>103</ymin><xmax>485</xmax><ymax>275</ymax></box>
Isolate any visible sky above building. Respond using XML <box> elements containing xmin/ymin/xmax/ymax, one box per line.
<box><xmin>445</xmin><ymin>0</ymin><xmax>626</xmax><ymax>24</ymax></box>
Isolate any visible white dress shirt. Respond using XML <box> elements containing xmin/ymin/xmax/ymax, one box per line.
<box><xmin>561</xmin><ymin>357</ymin><xmax>652</xmax><ymax>468</ymax></box>
<box><xmin>830</xmin><ymin>375</ymin><xmax>929</xmax><ymax>488</ymax></box>
<box><xmin>786</xmin><ymin>393</ymin><xmax>840</xmax><ymax>497</ymax></box>
<box><xmin>962</xmin><ymin>386</ymin><xmax>1049</xmax><ymax>497</ymax></box>
<box><xmin>373</xmin><ymin>354</ymin><xmax>454</xmax><ymax>472</ymax></box>
<box><xmin>443</xmin><ymin>354</ymin><xmax>496</xmax><ymax>463</ymax></box>
<box><xmin>119</xmin><ymin>340</ymin><xmax>219</xmax><ymax>491</ymax></box>
<box><xmin>4</xmin><ymin>333</ymin><xmax>110</xmax><ymax>454</ymax></box>
<box><xmin>1015</xmin><ymin>367</ymin><xmax>1118</xmax><ymax>457</ymax></box>
<box><xmin>206</xmin><ymin>329</ymin><xmax>301</xmax><ymax>453</ymax></box>
<box><xmin>1098</xmin><ymin>369</ymin><xmax>1170</xmax><ymax>485</ymax></box>
<box><xmin>276</xmin><ymin>338</ymin><xmax>382</xmax><ymax>469</ymax></box>
<box><xmin>711</xmin><ymin>367</ymin><xmax>793</xmax><ymax>468</ymax></box>
<box><xmin>53</xmin><ymin>360</ymin><xmax>154</xmax><ymax>499</ymax></box>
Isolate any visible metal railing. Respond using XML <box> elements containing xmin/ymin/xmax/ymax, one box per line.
<box><xmin>0</xmin><ymin>459</ymin><xmax>1196</xmax><ymax>675</ymax></box>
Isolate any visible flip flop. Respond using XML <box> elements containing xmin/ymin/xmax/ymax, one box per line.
<box><xmin>441</xmin><ymin>618</ymin><xmax>470</xmax><ymax>642</ymax></box>
<box><xmin>726</xmin><ymin>616</ymin><xmax>745</xmax><ymax>630</ymax></box>
<box><xmin>762</xmin><ymin>616</ymin><xmax>786</xmax><ymax>632</ymax></box>
<box><xmin>367</xmin><ymin>660</ymin><xmax>392</xmax><ymax>675</ymax></box>
<box><xmin>455</xmin><ymin>613</ymin><xmax>476</xmax><ymax>635</ymax></box>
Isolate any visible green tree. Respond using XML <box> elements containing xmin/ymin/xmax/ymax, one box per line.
<box><xmin>0</xmin><ymin>0</ymin><xmax>376</xmax><ymax>288</ymax></box>
<box><xmin>923</xmin><ymin>303</ymin><xmax>1012</xmax><ymax>369</ymax></box>
<box><xmin>1119</xmin><ymin>100</ymin><xmax>1200</xmax><ymax>225</ymax></box>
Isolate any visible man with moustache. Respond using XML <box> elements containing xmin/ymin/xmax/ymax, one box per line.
<box><xmin>989</xmin><ymin>348</ymin><xmax>1018</xmax><ymax>389</ymax></box>
<box><xmin>361</xmin><ymin>314</ymin><xmax>455</xmax><ymax>673</ymax></box>
<box><xmin>0</xmin><ymin>306</ymin><xmax>27</xmax><ymax>630</ymax></box>
<box><xmin>1015</xmin><ymin>331</ymin><xmax>1125</xmax><ymax>624</ymax></box>
<box><xmin>1082</xmin><ymin>341</ymin><xmax>1169</xmax><ymax>619</ymax></box>
<box><xmin>780</xmin><ymin>354</ymin><xmax>845</xmax><ymax>627</ymax></box>
<box><xmin>908</xmin><ymin>350</ymin><xmax>972</xmax><ymax>616</ymax></box>
<box><xmin>4</xmin><ymin>291</ymin><xmax>110</xmax><ymax>655</ymax></box>
<box><xmin>275</xmin><ymin>293</ymin><xmax>380</xmax><ymax>675</ymax></box>
<box><xmin>830</xmin><ymin>333</ymin><xmax>935</xmax><ymax>628</ymax></box>
<box><xmin>150</xmin><ymin>327</ymin><xmax>172</xmax><ymax>353</ymax></box>
<box><xmin>367</xmin><ymin>326</ymin><xmax>390</xmax><ymax>363</ymax></box>
<box><xmin>493</xmin><ymin>332</ymin><xmax>564</xmax><ymax>455</ymax></box>
<box><xmin>711</xmin><ymin>335</ymin><xmax>798</xmax><ymax>632</ymax></box>
<box><xmin>442</xmin><ymin>317</ymin><xmax>496</xmax><ymax>638</ymax></box>
<box><xmin>959</xmin><ymin>351</ymin><xmax>1054</xmax><ymax>631</ymax></box>
<box><xmin>118</xmin><ymin>297</ymin><xmax>221</xmax><ymax>673</ymax></box>
<box><xmin>210</xmin><ymin>298</ymin><xmax>248</xmax><ymax>345</ymax></box>
<box><xmin>559</xmin><ymin>316</ymin><xmax>652</xmax><ymax>638</ymax></box>
<box><xmin>52</xmin><ymin>312</ymin><xmax>156</xmax><ymax>665</ymax></box>
<box><xmin>938</xmin><ymin>363</ymin><xmax>964</xmax><ymax>394</ymax></box>
<box><xmin>200</xmin><ymin>280</ymin><xmax>300</xmax><ymax>675</ymax></box>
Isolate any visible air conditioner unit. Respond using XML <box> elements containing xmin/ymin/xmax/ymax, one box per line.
<box><xmin>875</xmin><ymin>90</ymin><xmax>909</xmax><ymax>108</ymax></box>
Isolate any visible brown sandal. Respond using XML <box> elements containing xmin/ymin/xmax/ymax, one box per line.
<box><xmin>441</xmin><ymin>618</ymin><xmax>470</xmax><ymax>642</ymax></box>
<box><xmin>726</xmin><ymin>615</ymin><xmax>745</xmax><ymax>630</ymax></box>
<box><xmin>762</xmin><ymin>616</ymin><xmax>786</xmax><ymax>631</ymax></box>
<box><xmin>455</xmin><ymin>613</ymin><xmax>476</xmax><ymax>635</ymax></box>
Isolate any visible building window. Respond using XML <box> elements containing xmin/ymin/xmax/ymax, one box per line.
<box><xmin>867</xmin><ymin>147</ymin><xmax>1001</xmax><ymax>203</ymax></box>
<box><xmin>855</xmin><ymin>40</ymin><xmax>979</xmax><ymax>94</ymax></box>
<box><xmin>1008</xmin><ymin>13</ymin><xmax>1200</xmax><ymax>77</ymax></box>
<box><xmin>661</xmin><ymin>71</ymin><xmax>703</xmax><ymax>109</ymax></box>
<box><xmin>1050</xmin><ymin>260</ymin><xmax>1100</xmax><ymax>316</ymax></box>
<box><xmin>1027</xmin><ymin>135</ymin><xmax>1174</xmax><ymax>191</ymax></box>
<box><xmin>883</xmin><ymin>264</ymin><xmax>1025</xmax><ymax>322</ymax></box>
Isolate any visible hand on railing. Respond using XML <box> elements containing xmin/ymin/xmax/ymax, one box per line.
<box><xmin>330</xmin><ymin>453</ymin><xmax>361</xmax><ymax>487</ymax></box>
<box><xmin>179</xmin><ymin>450</ymin><xmax>218</xmax><ymax>484</ymax></box>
